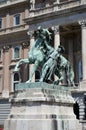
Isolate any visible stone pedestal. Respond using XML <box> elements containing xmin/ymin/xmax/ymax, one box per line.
<box><xmin>4</xmin><ymin>82</ymin><xmax>81</xmax><ymax>130</ymax></box>
<box><xmin>80</xmin><ymin>80</ymin><xmax>86</xmax><ymax>92</ymax></box>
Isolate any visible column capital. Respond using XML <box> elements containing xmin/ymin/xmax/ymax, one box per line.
<box><xmin>27</xmin><ymin>30</ymin><xmax>34</xmax><ymax>38</ymax></box>
<box><xmin>79</xmin><ymin>19</ymin><xmax>86</xmax><ymax>27</ymax></box>
<box><xmin>22</xmin><ymin>42</ymin><xmax>30</xmax><ymax>49</ymax></box>
<box><xmin>3</xmin><ymin>45</ymin><xmax>10</xmax><ymax>52</ymax></box>
<box><xmin>52</xmin><ymin>26</ymin><xmax>59</xmax><ymax>35</ymax></box>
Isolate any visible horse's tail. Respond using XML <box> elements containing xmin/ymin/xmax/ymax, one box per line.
<box><xmin>68</xmin><ymin>66</ymin><xmax>75</xmax><ymax>87</ymax></box>
<box><xmin>65</xmin><ymin>62</ymin><xmax>75</xmax><ymax>86</ymax></box>
<box><xmin>14</xmin><ymin>58</ymin><xmax>29</xmax><ymax>72</ymax></box>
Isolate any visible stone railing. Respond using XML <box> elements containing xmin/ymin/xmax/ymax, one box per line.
<box><xmin>29</xmin><ymin>0</ymin><xmax>81</xmax><ymax>18</ymax></box>
<box><xmin>0</xmin><ymin>0</ymin><xmax>7</xmax><ymax>5</ymax></box>
<box><xmin>0</xmin><ymin>0</ymin><xmax>27</xmax><ymax>7</ymax></box>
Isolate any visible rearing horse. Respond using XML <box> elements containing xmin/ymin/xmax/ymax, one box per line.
<box><xmin>14</xmin><ymin>37</ymin><xmax>52</xmax><ymax>83</ymax></box>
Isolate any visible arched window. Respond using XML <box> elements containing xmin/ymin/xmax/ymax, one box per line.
<box><xmin>14</xmin><ymin>14</ymin><xmax>20</xmax><ymax>26</ymax></box>
<box><xmin>78</xmin><ymin>60</ymin><xmax>82</xmax><ymax>82</ymax></box>
<box><xmin>0</xmin><ymin>19</ymin><xmax>2</xmax><ymax>29</ymax></box>
<box><xmin>35</xmin><ymin>70</ymin><xmax>41</xmax><ymax>82</ymax></box>
<box><xmin>12</xmin><ymin>72</ymin><xmax>20</xmax><ymax>92</ymax></box>
<box><xmin>13</xmin><ymin>46</ymin><xmax>20</xmax><ymax>59</ymax></box>
<box><xmin>0</xmin><ymin>49</ymin><xmax>2</xmax><ymax>61</ymax></box>
<box><xmin>0</xmin><ymin>75</ymin><xmax>2</xmax><ymax>92</ymax></box>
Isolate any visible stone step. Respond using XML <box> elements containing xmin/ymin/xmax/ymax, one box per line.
<box><xmin>0</xmin><ymin>103</ymin><xmax>11</xmax><ymax>125</ymax></box>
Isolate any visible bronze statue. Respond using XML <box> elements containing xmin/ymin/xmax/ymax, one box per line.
<box><xmin>14</xmin><ymin>26</ymin><xmax>75</xmax><ymax>87</ymax></box>
<box><xmin>39</xmin><ymin>46</ymin><xmax>64</xmax><ymax>82</ymax></box>
<box><xmin>40</xmin><ymin>45</ymin><xmax>75</xmax><ymax>86</ymax></box>
<box><xmin>54</xmin><ymin>55</ymin><xmax>75</xmax><ymax>86</ymax></box>
<box><xmin>14</xmin><ymin>26</ymin><xmax>53</xmax><ymax>83</ymax></box>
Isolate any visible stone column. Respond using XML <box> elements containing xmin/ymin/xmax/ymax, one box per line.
<box><xmin>25</xmin><ymin>8</ymin><xmax>29</xmax><ymax>18</ymax></box>
<box><xmin>6</xmin><ymin>11</ymin><xmax>10</xmax><ymax>33</ymax></box>
<box><xmin>22</xmin><ymin>42</ymin><xmax>29</xmax><ymax>59</ymax></box>
<box><xmin>21</xmin><ymin>42</ymin><xmax>30</xmax><ymax>82</ymax></box>
<box><xmin>80</xmin><ymin>20</ymin><xmax>86</xmax><ymax>81</ymax></box>
<box><xmin>6</xmin><ymin>13</ymin><xmax>10</xmax><ymax>27</ymax></box>
<box><xmin>78</xmin><ymin>20</ymin><xmax>86</xmax><ymax>90</ymax></box>
<box><xmin>53</xmin><ymin>26</ymin><xmax>60</xmax><ymax>49</ymax></box>
<box><xmin>25</xmin><ymin>7</ymin><xmax>29</xmax><ymax>30</ymax></box>
<box><xmin>52</xmin><ymin>26</ymin><xmax>60</xmax><ymax>81</ymax></box>
<box><xmin>68</xmin><ymin>37</ymin><xmax>74</xmax><ymax>68</ymax></box>
<box><xmin>2</xmin><ymin>46</ymin><xmax>10</xmax><ymax>98</ymax></box>
<box><xmin>29</xmin><ymin>31</ymin><xmax>35</xmax><ymax>82</ymax></box>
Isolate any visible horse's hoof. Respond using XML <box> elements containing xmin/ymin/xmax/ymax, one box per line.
<box><xmin>54</xmin><ymin>80</ymin><xmax>59</xmax><ymax>85</ymax></box>
<box><xmin>73</xmin><ymin>85</ymin><xmax>77</xmax><ymax>89</ymax></box>
<box><xmin>26</xmin><ymin>80</ymin><xmax>31</xmax><ymax>83</ymax></box>
<box><xmin>39</xmin><ymin>79</ymin><xmax>43</xmax><ymax>82</ymax></box>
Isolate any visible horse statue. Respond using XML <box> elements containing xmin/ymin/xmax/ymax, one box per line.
<box><xmin>14</xmin><ymin>26</ymin><xmax>53</xmax><ymax>83</ymax></box>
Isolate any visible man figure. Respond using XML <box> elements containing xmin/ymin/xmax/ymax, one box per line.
<box><xmin>40</xmin><ymin>45</ymin><xmax>65</xmax><ymax>82</ymax></box>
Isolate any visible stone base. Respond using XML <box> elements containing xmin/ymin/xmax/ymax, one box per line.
<box><xmin>5</xmin><ymin>119</ymin><xmax>81</xmax><ymax>130</ymax></box>
<box><xmin>80</xmin><ymin>121</ymin><xmax>86</xmax><ymax>130</ymax></box>
<box><xmin>80</xmin><ymin>80</ymin><xmax>86</xmax><ymax>91</ymax></box>
<box><xmin>4</xmin><ymin>82</ymin><xmax>81</xmax><ymax>130</ymax></box>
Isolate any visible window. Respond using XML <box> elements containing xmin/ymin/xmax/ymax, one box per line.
<box><xmin>78</xmin><ymin>60</ymin><xmax>82</xmax><ymax>82</ymax></box>
<box><xmin>0</xmin><ymin>75</ymin><xmax>2</xmax><ymax>92</ymax></box>
<box><xmin>14</xmin><ymin>14</ymin><xmax>20</xmax><ymax>26</ymax></box>
<box><xmin>12</xmin><ymin>72</ymin><xmax>20</xmax><ymax>92</ymax></box>
<box><xmin>0</xmin><ymin>0</ymin><xmax>6</xmax><ymax>2</ymax></box>
<box><xmin>60</xmin><ymin>0</ymin><xmax>69</xmax><ymax>2</ymax></box>
<box><xmin>35</xmin><ymin>70</ymin><xmax>41</xmax><ymax>82</ymax></box>
<box><xmin>13</xmin><ymin>46</ymin><xmax>20</xmax><ymax>59</ymax></box>
<box><xmin>0</xmin><ymin>19</ymin><xmax>2</xmax><ymax>29</ymax></box>
<box><xmin>0</xmin><ymin>49</ymin><xmax>2</xmax><ymax>61</ymax></box>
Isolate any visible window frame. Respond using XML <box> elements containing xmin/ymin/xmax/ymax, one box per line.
<box><xmin>0</xmin><ymin>18</ymin><xmax>2</xmax><ymax>29</ymax></box>
<box><xmin>59</xmin><ymin>0</ymin><xmax>68</xmax><ymax>2</ymax></box>
<box><xmin>0</xmin><ymin>75</ymin><xmax>2</xmax><ymax>92</ymax></box>
<box><xmin>78</xmin><ymin>60</ymin><xmax>83</xmax><ymax>83</ymax></box>
<box><xmin>12</xmin><ymin>45</ymin><xmax>21</xmax><ymax>60</ymax></box>
<box><xmin>11</xmin><ymin>72</ymin><xmax>20</xmax><ymax>92</ymax></box>
<box><xmin>0</xmin><ymin>49</ymin><xmax>2</xmax><ymax>61</ymax></box>
<box><xmin>14</xmin><ymin>14</ymin><xmax>20</xmax><ymax>26</ymax></box>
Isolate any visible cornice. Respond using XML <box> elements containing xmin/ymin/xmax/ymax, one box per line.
<box><xmin>24</xmin><ymin>4</ymin><xmax>86</xmax><ymax>25</ymax></box>
<box><xmin>0</xmin><ymin>24</ymin><xmax>27</xmax><ymax>36</ymax></box>
<box><xmin>0</xmin><ymin>0</ymin><xmax>28</xmax><ymax>10</ymax></box>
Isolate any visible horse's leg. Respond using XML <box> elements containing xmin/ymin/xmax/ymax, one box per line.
<box><xmin>40</xmin><ymin>65</ymin><xmax>49</xmax><ymax>82</ymax></box>
<box><xmin>54</xmin><ymin>70</ymin><xmax>64</xmax><ymax>85</ymax></box>
<box><xmin>26</xmin><ymin>60</ymin><xmax>39</xmax><ymax>83</ymax></box>
<box><xmin>14</xmin><ymin>59</ymin><xmax>29</xmax><ymax>72</ymax></box>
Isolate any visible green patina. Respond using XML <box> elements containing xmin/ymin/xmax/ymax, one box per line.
<box><xmin>14</xmin><ymin>26</ymin><xmax>75</xmax><ymax>87</ymax></box>
<box><xmin>15</xmin><ymin>82</ymin><xmax>70</xmax><ymax>91</ymax></box>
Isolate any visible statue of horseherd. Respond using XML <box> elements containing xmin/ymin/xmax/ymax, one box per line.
<box><xmin>14</xmin><ymin>26</ymin><xmax>75</xmax><ymax>87</ymax></box>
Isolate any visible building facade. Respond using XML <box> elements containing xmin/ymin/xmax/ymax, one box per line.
<box><xmin>26</xmin><ymin>1</ymin><xmax>86</xmax><ymax>128</ymax></box>
<box><xmin>0</xmin><ymin>0</ymin><xmax>30</xmax><ymax>128</ymax></box>
<box><xmin>0</xmin><ymin>0</ymin><xmax>86</xmax><ymax>128</ymax></box>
